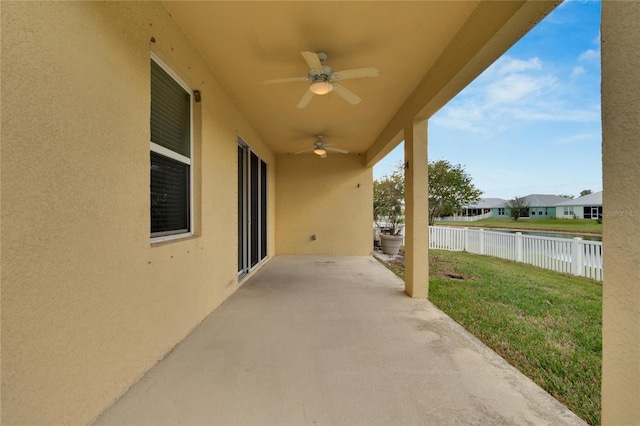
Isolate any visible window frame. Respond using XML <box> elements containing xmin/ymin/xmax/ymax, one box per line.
<box><xmin>150</xmin><ymin>52</ymin><xmax>194</xmax><ymax>244</ymax></box>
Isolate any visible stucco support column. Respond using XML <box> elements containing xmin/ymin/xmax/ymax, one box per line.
<box><xmin>601</xmin><ymin>2</ymin><xmax>640</xmax><ymax>424</ymax></box>
<box><xmin>403</xmin><ymin>119</ymin><xmax>429</xmax><ymax>298</ymax></box>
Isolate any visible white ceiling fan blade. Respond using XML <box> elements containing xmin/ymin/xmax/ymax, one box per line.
<box><xmin>294</xmin><ymin>148</ymin><xmax>314</xmax><ymax>155</ymax></box>
<box><xmin>263</xmin><ymin>76</ymin><xmax>309</xmax><ymax>84</ymax></box>
<box><xmin>296</xmin><ymin>89</ymin><xmax>314</xmax><ymax>109</ymax></box>
<box><xmin>332</xmin><ymin>83</ymin><xmax>361</xmax><ymax>105</ymax></box>
<box><xmin>325</xmin><ymin>146</ymin><xmax>349</xmax><ymax>154</ymax></box>
<box><xmin>332</xmin><ymin>67</ymin><xmax>379</xmax><ymax>80</ymax></box>
<box><xmin>301</xmin><ymin>51</ymin><xmax>323</xmax><ymax>71</ymax></box>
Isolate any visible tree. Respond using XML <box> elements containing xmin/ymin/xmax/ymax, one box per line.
<box><xmin>580</xmin><ymin>189</ymin><xmax>593</xmax><ymax>197</ymax></box>
<box><xmin>428</xmin><ymin>160</ymin><xmax>483</xmax><ymax>225</ymax></box>
<box><xmin>558</xmin><ymin>194</ymin><xmax>574</xmax><ymax>199</ymax></box>
<box><xmin>373</xmin><ymin>162</ymin><xmax>404</xmax><ymax>235</ymax></box>
<box><xmin>507</xmin><ymin>196</ymin><xmax>529</xmax><ymax>221</ymax></box>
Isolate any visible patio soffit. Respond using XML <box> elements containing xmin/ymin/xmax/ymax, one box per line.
<box><xmin>163</xmin><ymin>1</ymin><xmax>558</xmax><ymax>161</ymax></box>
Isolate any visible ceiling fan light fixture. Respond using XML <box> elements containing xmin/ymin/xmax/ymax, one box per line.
<box><xmin>313</xmin><ymin>148</ymin><xmax>327</xmax><ymax>156</ymax></box>
<box><xmin>309</xmin><ymin>80</ymin><xmax>333</xmax><ymax>95</ymax></box>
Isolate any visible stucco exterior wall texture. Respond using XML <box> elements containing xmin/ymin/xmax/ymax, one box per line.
<box><xmin>276</xmin><ymin>154</ymin><xmax>372</xmax><ymax>255</ymax></box>
<box><xmin>1</xmin><ymin>2</ymin><xmax>275</xmax><ymax>424</ymax></box>
<box><xmin>601</xmin><ymin>2</ymin><xmax>640</xmax><ymax>424</ymax></box>
<box><xmin>403</xmin><ymin>120</ymin><xmax>429</xmax><ymax>298</ymax></box>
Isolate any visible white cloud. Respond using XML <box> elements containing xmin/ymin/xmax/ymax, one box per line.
<box><xmin>432</xmin><ymin>53</ymin><xmax>599</xmax><ymax>135</ymax></box>
<box><xmin>430</xmin><ymin>116</ymin><xmax>487</xmax><ymax>134</ymax></box>
<box><xmin>553</xmin><ymin>133</ymin><xmax>600</xmax><ymax>145</ymax></box>
<box><xmin>579</xmin><ymin>48</ymin><xmax>600</xmax><ymax>62</ymax></box>
<box><xmin>430</xmin><ymin>104</ymin><xmax>489</xmax><ymax>134</ymax></box>
<box><xmin>493</xmin><ymin>56</ymin><xmax>543</xmax><ymax>75</ymax></box>
<box><xmin>511</xmin><ymin>103</ymin><xmax>600</xmax><ymax>122</ymax></box>
<box><xmin>486</xmin><ymin>73</ymin><xmax>557</xmax><ymax>105</ymax></box>
<box><xmin>571</xmin><ymin>66</ymin><xmax>585</xmax><ymax>78</ymax></box>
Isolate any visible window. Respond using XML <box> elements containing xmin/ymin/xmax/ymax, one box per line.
<box><xmin>498</xmin><ymin>208</ymin><xmax>505</xmax><ymax>216</ymax></box>
<box><xmin>150</xmin><ymin>55</ymin><xmax>193</xmax><ymax>241</ymax></box>
<box><xmin>564</xmin><ymin>206</ymin><xmax>574</xmax><ymax>216</ymax></box>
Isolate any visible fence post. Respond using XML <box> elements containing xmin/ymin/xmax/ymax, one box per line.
<box><xmin>445</xmin><ymin>227</ymin><xmax>450</xmax><ymax>249</ymax></box>
<box><xmin>571</xmin><ymin>237</ymin><xmax>583</xmax><ymax>276</ymax></box>
<box><xmin>464</xmin><ymin>227</ymin><xmax>469</xmax><ymax>252</ymax></box>
<box><xmin>479</xmin><ymin>229</ymin><xmax>485</xmax><ymax>255</ymax></box>
<box><xmin>515</xmin><ymin>232</ymin><xmax>523</xmax><ymax>262</ymax></box>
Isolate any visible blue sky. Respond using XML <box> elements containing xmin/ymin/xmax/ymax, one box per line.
<box><xmin>374</xmin><ymin>0</ymin><xmax>602</xmax><ymax>200</ymax></box>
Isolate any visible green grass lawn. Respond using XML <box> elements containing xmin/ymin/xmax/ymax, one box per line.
<box><xmin>437</xmin><ymin>217</ymin><xmax>602</xmax><ymax>234</ymax></box>
<box><xmin>378</xmin><ymin>249</ymin><xmax>602</xmax><ymax>425</ymax></box>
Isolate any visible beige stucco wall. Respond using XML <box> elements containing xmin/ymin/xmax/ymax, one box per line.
<box><xmin>601</xmin><ymin>2</ymin><xmax>640</xmax><ymax>424</ymax></box>
<box><xmin>403</xmin><ymin>120</ymin><xmax>429</xmax><ymax>298</ymax></box>
<box><xmin>1</xmin><ymin>2</ymin><xmax>275</xmax><ymax>424</ymax></box>
<box><xmin>276</xmin><ymin>154</ymin><xmax>372</xmax><ymax>255</ymax></box>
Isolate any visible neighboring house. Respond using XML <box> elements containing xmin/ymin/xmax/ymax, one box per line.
<box><xmin>489</xmin><ymin>194</ymin><xmax>567</xmax><ymax>218</ymax></box>
<box><xmin>461</xmin><ymin>198</ymin><xmax>507</xmax><ymax>217</ymax></box>
<box><xmin>467</xmin><ymin>193</ymin><xmax>604</xmax><ymax>220</ymax></box>
<box><xmin>556</xmin><ymin>191</ymin><xmax>603</xmax><ymax>219</ymax></box>
<box><xmin>493</xmin><ymin>204</ymin><xmax>509</xmax><ymax>218</ymax></box>
<box><xmin>521</xmin><ymin>194</ymin><xmax>568</xmax><ymax>218</ymax></box>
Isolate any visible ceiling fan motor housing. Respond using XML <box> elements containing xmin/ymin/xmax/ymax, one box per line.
<box><xmin>309</xmin><ymin>65</ymin><xmax>334</xmax><ymax>81</ymax></box>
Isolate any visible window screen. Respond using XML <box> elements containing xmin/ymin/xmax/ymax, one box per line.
<box><xmin>151</xmin><ymin>152</ymin><xmax>190</xmax><ymax>235</ymax></box>
<box><xmin>151</xmin><ymin>61</ymin><xmax>190</xmax><ymax>157</ymax></box>
<box><xmin>150</xmin><ymin>57</ymin><xmax>192</xmax><ymax>239</ymax></box>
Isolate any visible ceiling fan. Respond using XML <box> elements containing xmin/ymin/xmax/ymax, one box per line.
<box><xmin>263</xmin><ymin>51</ymin><xmax>379</xmax><ymax>108</ymax></box>
<box><xmin>294</xmin><ymin>135</ymin><xmax>349</xmax><ymax>158</ymax></box>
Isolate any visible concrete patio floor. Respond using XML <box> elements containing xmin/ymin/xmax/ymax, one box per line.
<box><xmin>95</xmin><ymin>255</ymin><xmax>585</xmax><ymax>425</ymax></box>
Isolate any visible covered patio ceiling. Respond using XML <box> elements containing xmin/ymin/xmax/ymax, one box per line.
<box><xmin>163</xmin><ymin>1</ymin><xmax>558</xmax><ymax>162</ymax></box>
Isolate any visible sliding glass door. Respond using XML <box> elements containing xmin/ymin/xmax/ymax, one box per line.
<box><xmin>238</xmin><ymin>140</ymin><xmax>267</xmax><ymax>277</ymax></box>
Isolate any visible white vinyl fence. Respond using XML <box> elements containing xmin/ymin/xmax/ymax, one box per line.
<box><xmin>429</xmin><ymin>226</ymin><xmax>603</xmax><ymax>282</ymax></box>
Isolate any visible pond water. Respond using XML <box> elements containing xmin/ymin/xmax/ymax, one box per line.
<box><xmin>489</xmin><ymin>229</ymin><xmax>602</xmax><ymax>242</ymax></box>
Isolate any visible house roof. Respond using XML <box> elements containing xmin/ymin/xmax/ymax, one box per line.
<box><xmin>161</xmin><ymin>2</ymin><xmax>558</xmax><ymax>164</ymax></box>
<box><xmin>466</xmin><ymin>198</ymin><xmax>507</xmax><ymax>209</ymax></box>
<box><xmin>556</xmin><ymin>191</ymin><xmax>603</xmax><ymax>206</ymax></box>
<box><xmin>521</xmin><ymin>194</ymin><xmax>568</xmax><ymax>207</ymax></box>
